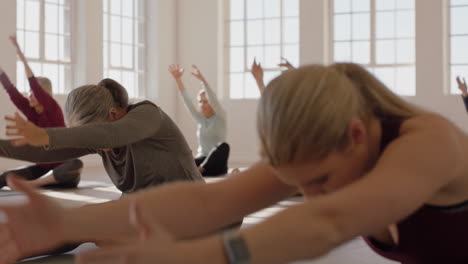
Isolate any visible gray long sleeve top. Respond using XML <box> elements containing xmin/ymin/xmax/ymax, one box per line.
<box><xmin>180</xmin><ymin>82</ymin><xmax>226</xmax><ymax>157</ymax></box>
<box><xmin>0</xmin><ymin>101</ymin><xmax>203</xmax><ymax>193</ymax></box>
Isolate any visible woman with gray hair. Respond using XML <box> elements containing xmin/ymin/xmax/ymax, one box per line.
<box><xmin>1</xmin><ymin>78</ymin><xmax>203</xmax><ymax>194</ymax></box>
<box><xmin>0</xmin><ymin>35</ymin><xmax>83</xmax><ymax>189</ymax></box>
<box><xmin>168</xmin><ymin>64</ymin><xmax>230</xmax><ymax>177</ymax></box>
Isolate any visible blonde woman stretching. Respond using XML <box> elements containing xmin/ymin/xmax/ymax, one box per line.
<box><xmin>1</xmin><ymin>63</ymin><xmax>468</xmax><ymax>264</ymax></box>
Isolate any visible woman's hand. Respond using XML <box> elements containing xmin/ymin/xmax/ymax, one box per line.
<box><xmin>9</xmin><ymin>35</ymin><xmax>20</xmax><ymax>50</ymax></box>
<box><xmin>0</xmin><ymin>175</ymin><xmax>67</xmax><ymax>263</ymax></box>
<box><xmin>168</xmin><ymin>64</ymin><xmax>184</xmax><ymax>80</ymax></box>
<box><xmin>9</xmin><ymin>35</ymin><xmax>26</xmax><ymax>62</ymax></box>
<box><xmin>76</xmin><ymin>200</ymin><xmax>186</xmax><ymax>264</ymax></box>
<box><xmin>456</xmin><ymin>76</ymin><xmax>468</xmax><ymax>97</ymax></box>
<box><xmin>278</xmin><ymin>57</ymin><xmax>294</xmax><ymax>71</ymax></box>
<box><xmin>5</xmin><ymin>112</ymin><xmax>50</xmax><ymax>147</ymax></box>
<box><xmin>251</xmin><ymin>58</ymin><xmax>265</xmax><ymax>92</ymax></box>
<box><xmin>251</xmin><ymin>58</ymin><xmax>264</xmax><ymax>81</ymax></box>
<box><xmin>191</xmin><ymin>65</ymin><xmax>207</xmax><ymax>83</ymax></box>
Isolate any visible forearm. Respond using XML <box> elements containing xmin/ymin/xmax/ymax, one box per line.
<box><xmin>180</xmin><ymin>236</ymin><xmax>226</xmax><ymax>264</ymax></box>
<box><xmin>201</xmin><ymin>82</ymin><xmax>224</xmax><ymax>115</ymax></box>
<box><xmin>175</xmin><ymin>78</ymin><xmax>186</xmax><ymax>92</ymax></box>
<box><xmin>17</xmin><ymin>48</ymin><xmax>33</xmax><ymax>78</ymax></box>
<box><xmin>62</xmin><ymin>162</ymin><xmax>294</xmax><ymax>243</ymax></box>
<box><xmin>255</xmin><ymin>79</ymin><xmax>265</xmax><ymax>93</ymax></box>
<box><xmin>63</xmin><ymin>182</ymin><xmax>230</xmax><ymax>243</ymax></box>
<box><xmin>0</xmin><ymin>139</ymin><xmax>90</xmax><ymax>163</ymax></box>
<box><xmin>243</xmin><ymin>205</ymin><xmax>342</xmax><ymax>264</ymax></box>
<box><xmin>46</xmin><ymin>104</ymin><xmax>161</xmax><ymax>149</ymax></box>
<box><xmin>180</xmin><ymin>90</ymin><xmax>204</xmax><ymax>121</ymax></box>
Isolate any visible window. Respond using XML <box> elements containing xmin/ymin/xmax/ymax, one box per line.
<box><xmin>225</xmin><ymin>0</ymin><xmax>300</xmax><ymax>99</ymax></box>
<box><xmin>332</xmin><ymin>0</ymin><xmax>415</xmax><ymax>96</ymax></box>
<box><xmin>16</xmin><ymin>0</ymin><xmax>72</xmax><ymax>94</ymax></box>
<box><xmin>103</xmin><ymin>0</ymin><xmax>146</xmax><ymax>99</ymax></box>
<box><xmin>449</xmin><ymin>0</ymin><xmax>468</xmax><ymax>94</ymax></box>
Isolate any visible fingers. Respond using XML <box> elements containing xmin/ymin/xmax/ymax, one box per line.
<box><xmin>10</xmin><ymin>139</ymin><xmax>28</xmax><ymax>147</ymax></box>
<box><xmin>191</xmin><ymin>64</ymin><xmax>199</xmax><ymax>70</ymax></box>
<box><xmin>6</xmin><ymin>175</ymin><xmax>40</xmax><ymax>201</ymax></box>
<box><xmin>168</xmin><ymin>64</ymin><xmax>184</xmax><ymax>77</ymax></box>
<box><xmin>4</xmin><ymin>116</ymin><xmax>16</xmax><ymax>123</ymax></box>
<box><xmin>5</xmin><ymin>112</ymin><xmax>25</xmax><ymax>124</ymax></box>
<box><xmin>5</xmin><ymin>130</ymin><xmax>21</xmax><ymax>137</ymax></box>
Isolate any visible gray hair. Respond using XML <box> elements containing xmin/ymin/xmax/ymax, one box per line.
<box><xmin>65</xmin><ymin>79</ymin><xmax>128</xmax><ymax>126</ymax></box>
<box><xmin>36</xmin><ymin>77</ymin><xmax>53</xmax><ymax>95</ymax></box>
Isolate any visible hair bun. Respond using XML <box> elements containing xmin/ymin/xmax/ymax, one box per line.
<box><xmin>98</xmin><ymin>78</ymin><xmax>129</xmax><ymax>108</ymax></box>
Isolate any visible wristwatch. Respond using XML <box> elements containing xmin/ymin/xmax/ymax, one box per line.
<box><xmin>222</xmin><ymin>230</ymin><xmax>251</xmax><ymax>264</ymax></box>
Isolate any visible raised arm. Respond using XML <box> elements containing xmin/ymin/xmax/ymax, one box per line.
<box><xmin>10</xmin><ymin>35</ymin><xmax>58</xmax><ymax>109</ymax></box>
<box><xmin>10</xmin><ymin>35</ymin><xmax>33</xmax><ymax>78</ymax></box>
<box><xmin>0</xmin><ymin>67</ymin><xmax>37</xmax><ymax>121</ymax></box>
<box><xmin>5</xmin><ymin>102</ymin><xmax>163</xmax><ymax>149</ymax></box>
<box><xmin>251</xmin><ymin>58</ymin><xmax>265</xmax><ymax>93</ymax></box>
<box><xmin>191</xmin><ymin>65</ymin><xmax>225</xmax><ymax>117</ymax></box>
<box><xmin>168</xmin><ymin>64</ymin><xmax>204</xmax><ymax>122</ymax></box>
<box><xmin>278</xmin><ymin>57</ymin><xmax>295</xmax><ymax>71</ymax></box>
<box><xmin>456</xmin><ymin>76</ymin><xmax>468</xmax><ymax>113</ymax></box>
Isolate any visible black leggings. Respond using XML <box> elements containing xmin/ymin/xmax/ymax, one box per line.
<box><xmin>195</xmin><ymin>142</ymin><xmax>230</xmax><ymax>177</ymax></box>
<box><xmin>0</xmin><ymin>159</ymin><xmax>83</xmax><ymax>189</ymax></box>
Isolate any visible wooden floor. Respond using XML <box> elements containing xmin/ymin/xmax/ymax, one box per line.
<box><xmin>2</xmin><ymin>167</ymin><xmax>398</xmax><ymax>264</ymax></box>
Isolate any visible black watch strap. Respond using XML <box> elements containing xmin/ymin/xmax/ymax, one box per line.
<box><xmin>222</xmin><ymin>230</ymin><xmax>250</xmax><ymax>264</ymax></box>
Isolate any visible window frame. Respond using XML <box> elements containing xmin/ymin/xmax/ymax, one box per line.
<box><xmin>16</xmin><ymin>0</ymin><xmax>74</xmax><ymax>94</ymax></box>
<box><xmin>102</xmin><ymin>0</ymin><xmax>147</xmax><ymax>99</ymax></box>
<box><xmin>328</xmin><ymin>0</ymin><xmax>416</xmax><ymax>96</ymax></box>
<box><xmin>223</xmin><ymin>0</ymin><xmax>300</xmax><ymax>100</ymax></box>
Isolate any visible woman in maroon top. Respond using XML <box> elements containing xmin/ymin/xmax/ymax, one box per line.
<box><xmin>0</xmin><ymin>35</ymin><xmax>82</xmax><ymax>189</ymax></box>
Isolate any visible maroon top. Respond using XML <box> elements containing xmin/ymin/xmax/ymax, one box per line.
<box><xmin>0</xmin><ymin>73</ymin><xmax>63</xmax><ymax>168</ymax></box>
<box><xmin>363</xmin><ymin>118</ymin><xmax>468</xmax><ymax>263</ymax></box>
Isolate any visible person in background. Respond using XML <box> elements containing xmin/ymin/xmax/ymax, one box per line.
<box><xmin>169</xmin><ymin>64</ymin><xmax>230</xmax><ymax>177</ymax></box>
<box><xmin>0</xmin><ymin>35</ymin><xmax>82</xmax><ymax>189</ymax></box>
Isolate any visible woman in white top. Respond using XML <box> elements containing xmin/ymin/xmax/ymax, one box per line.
<box><xmin>169</xmin><ymin>64</ymin><xmax>230</xmax><ymax>176</ymax></box>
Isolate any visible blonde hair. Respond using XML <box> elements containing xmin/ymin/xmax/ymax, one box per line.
<box><xmin>65</xmin><ymin>79</ymin><xmax>128</xmax><ymax>126</ymax></box>
<box><xmin>257</xmin><ymin>63</ymin><xmax>422</xmax><ymax>167</ymax></box>
<box><xmin>36</xmin><ymin>77</ymin><xmax>53</xmax><ymax>96</ymax></box>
